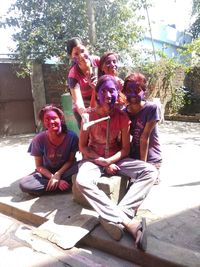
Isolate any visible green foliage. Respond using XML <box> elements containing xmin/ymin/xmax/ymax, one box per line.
<box><xmin>180</xmin><ymin>38</ymin><xmax>200</xmax><ymax>67</ymax></box>
<box><xmin>93</xmin><ymin>0</ymin><xmax>144</xmax><ymax>55</ymax></box>
<box><xmin>0</xmin><ymin>0</ymin><xmax>145</xmax><ymax>74</ymax></box>
<box><xmin>138</xmin><ymin>54</ymin><xmax>189</xmax><ymax>115</ymax></box>
<box><xmin>168</xmin><ymin>86</ymin><xmax>193</xmax><ymax>114</ymax></box>
<box><xmin>190</xmin><ymin>0</ymin><xmax>200</xmax><ymax>38</ymax></box>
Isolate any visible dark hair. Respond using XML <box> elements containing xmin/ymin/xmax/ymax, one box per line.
<box><xmin>38</xmin><ymin>104</ymin><xmax>68</xmax><ymax>133</ymax></box>
<box><xmin>123</xmin><ymin>72</ymin><xmax>147</xmax><ymax>93</ymax></box>
<box><xmin>98</xmin><ymin>52</ymin><xmax>118</xmax><ymax>78</ymax></box>
<box><xmin>66</xmin><ymin>37</ymin><xmax>82</xmax><ymax>56</ymax></box>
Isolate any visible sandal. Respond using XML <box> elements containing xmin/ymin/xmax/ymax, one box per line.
<box><xmin>99</xmin><ymin>218</ymin><xmax>124</xmax><ymax>241</ymax></box>
<box><xmin>135</xmin><ymin>217</ymin><xmax>147</xmax><ymax>251</ymax></box>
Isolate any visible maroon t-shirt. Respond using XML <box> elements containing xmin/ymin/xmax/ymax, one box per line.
<box><xmin>68</xmin><ymin>55</ymin><xmax>100</xmax><ymax>111</ymax></box>
<box><xmin>87</xmin><ymin>108</ymin><xmax>130</xmax><ymax>157</ymax></box>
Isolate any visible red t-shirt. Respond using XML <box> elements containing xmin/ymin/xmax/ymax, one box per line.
<box><xmin>87</xmin><ymin>108</ymin><xmax>130</xmax><ymax>157</ymax></box>
<box><xmin>68</xmin><ymin>55</ymin><xmax>100</xmax><ymax>110</ymax></box>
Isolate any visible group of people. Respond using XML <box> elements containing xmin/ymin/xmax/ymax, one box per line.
<box><xmin>19</xmin><ymin>37</ymin><xmax>162</xmax><ymax>252</ymax></box>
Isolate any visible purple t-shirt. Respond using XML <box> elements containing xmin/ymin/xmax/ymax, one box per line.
<box><xmin>125</xmin><ymin>101</ymin><xmax>162</xmax><ymax>163</ymax></box>
<box><xmin>28</xmin><ymin>130</ymin><xmax>79</xmax><ymax>171</ymax></box>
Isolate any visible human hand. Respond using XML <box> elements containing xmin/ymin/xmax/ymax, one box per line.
<box><xmin>94</xmin><ymin>157</ymin><xmax>111</xmax><ymax>167</ymax></box>
<box><xmin>81</xmin><ymin>112</ymin><xmax>89</xmax><ymax>124</ymax></box>
<box><xmin>105</xmin><ymin>164</ymin><xmax>120</xmax><ymax>175</ymax></box>
<box><xmin>58</xmin><ymin>180</ymin><xmax>71</xmax><ymax>191</ymax></box>
<box><xmin>88</xmin><ymin>73</ymin><xmax>98</xmax><ymax>89</ymax></box>
<box><xmin>46</xmin><ymin>177</ymin><xmax>59</xmax><ymax>191</ymax></box>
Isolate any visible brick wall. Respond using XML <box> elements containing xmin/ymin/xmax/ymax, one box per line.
<box><xmin>183</xmin><ymin>66</ymin><xmax>200</xmax><ymax>114</ymax></box>
<box><xmin>42</xmin><ymin>63</ymin><xmax>200</xmax><ymax>115</ymax></box>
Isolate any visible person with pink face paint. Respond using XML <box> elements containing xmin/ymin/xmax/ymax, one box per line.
<box><xmin>122</xmin><ymin>73</ymin><xmax>162</xmax><ymax>184</ymax></box>
<box><xmin>97</xmin><ymin>52</ymin><xmax>126</xmax><ymax>108</ymax></box>
<box><xmin>19</xmin><ymin>104</ymin><xmax>79</xmax><ymax>195</ymax></box>
<box><xmin>75</xmin><ymin>75</ymin><xmax>157</xmax><ymax>251</ymax></box>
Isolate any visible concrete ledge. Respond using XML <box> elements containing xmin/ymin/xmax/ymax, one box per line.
<box><xmin>1</xmin><ymin>197</ymin><xmax>200</xmax><ymax>267</ymax></box>
<box><xmin>72</xmin><ymin>174</ymin><xmax>128</xmax><ymax>208</ymax></box>
<box><xmin>82</xmin><ymin>225</ymin><xmax>200</xmax><ymax>267</ymax></box>
<box><xmin>165</xmin><ymin>114</ymin><xmax>200</xmax><ymax>122</ymax></box>
<box><xmin>0</xmin><ymin>202</ymin><xmax>47</xmax><ymax>226</ymax></box>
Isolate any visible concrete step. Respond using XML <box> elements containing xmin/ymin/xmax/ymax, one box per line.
<box><xmin>82</xmin><ymin>225</ymin><xmax>200</xmax><ymax>267</ymax></box>
<box><xmin>1</xmin><ymin>199</ymin><xmax>200</xmax><ymax>267</ymax></box>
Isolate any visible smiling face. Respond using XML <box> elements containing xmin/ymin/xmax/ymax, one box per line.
<box><xmin>124</xmin><ymin>81</ymin><xmax>145</xmax><ymax>104</ymax></box>
<box><xmin>71</xmin><ymin>44</ymin><xmax>90</xmax><ymax>68</ymax></box>
<box><xmin>97</xmin><ymin>78</ymin><xmax>118</xmax><ymax>109</ymax></box>
<box><xmin>101</xmin><ymin>54</ymin><xmax>118</xmax><ymax>76</ymax></box>
<box><xmin>43</xmin><ymin>110</ymin><xmax>62</xmax><ymax>134</ymax></box>
<box><xmin>99</xmin><ymin>87</ymin><xmax>118</xmax><ymax>105</ymax></box>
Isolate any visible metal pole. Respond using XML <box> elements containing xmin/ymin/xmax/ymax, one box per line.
<box><xmin>105</xmin><ymin>117</ymin><xmax>110</xmax><ymax>158</ymax></box>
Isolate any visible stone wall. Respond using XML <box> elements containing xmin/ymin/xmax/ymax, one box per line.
<box><xmin>42</xmin><ymin>64</ymin><xmax>200</xmax><ymax>115</ymax></box>
<box><xmin>42</xmin><ymin>64</ymin><xmax>68</xmax><ymax>106</ymax></box>
<box><xmin>183</xmin><ymin>66</ymin><xmax>200</xmax><ymax>114</ymax></box>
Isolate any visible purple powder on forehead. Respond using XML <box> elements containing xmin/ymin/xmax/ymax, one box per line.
<box><xmin>98</xmin><ymin>79</ymin><xmax>118</xmax><ymax>106</ymax></box>
<box><xmin>125</xmin><ymin>81</ymin><xmax>145</xmax><ymax>100</ymax></box>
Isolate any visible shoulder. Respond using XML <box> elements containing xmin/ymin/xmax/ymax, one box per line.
<box><xmin>68</xmin><ymin>64</ymin><xmax>79</xmax><ymax>78</ymax></box>
<box><xmin>66</xmin><ymin>130</ymin><xmax>78</xmax><ymax>140</ymax></box>
<box><xmin>144</xmin><ymin>101</ymin><xmax>159</xmax><ymax>111</ymax></box>
<box><xmin>113</xmin><ymin>108</ymin><xmax>130</xmax><ymax>122</ymax></box>
<box><xmin>32</xmin><ymin>131</ymin><xmax>46</xmax><ymax>143</ymax></box>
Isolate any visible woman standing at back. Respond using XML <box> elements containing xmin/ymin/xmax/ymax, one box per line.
<box><xmin>67</xmin><ymin>37</ymin><xmax>100</xmax><ymax>128</ymax></box>
<box><xmin>98</xmin><ymin>52</ymin><xmax>126</xmax><ymax>108</ymax></box>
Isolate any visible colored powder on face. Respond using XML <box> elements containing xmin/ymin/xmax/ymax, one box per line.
<box><xmin>125</xmin><ymin>81</ymin><xmax>145</xmax><ymax>101</ymax></box>
<box><xmin>98</xmin><ymin>80</ymin><xmax>118</xmax><ymax>106</ymax></box>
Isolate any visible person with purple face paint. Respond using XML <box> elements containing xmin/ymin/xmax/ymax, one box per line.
<box><xmin>67</xmin><ymin>37</ymin><xmax>100</xmax><ymax>129</ymax></box>
<box><xmin>19</xmin><ymin>104</ymin><xmax>79</xmax><ymax>195</ymax></box>
<box><xmin>75</xmin><ymin>75</ymin><xmax>157</xmax><ymax>251</ymax></box>
<box><xmin>123</xmin><ymin>72</ymin><xmax>162</xmax><ymax>184</ymax></box>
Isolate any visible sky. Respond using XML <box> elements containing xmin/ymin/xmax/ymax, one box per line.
<box><xmin>0</xmin><ymin>0</ymin><xmax>194</xmax><ymax>54</ymax></box>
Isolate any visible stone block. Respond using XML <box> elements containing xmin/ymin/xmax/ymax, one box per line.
<box><xmin>72</xmin><ymin>174</ymin><xmax>128</xmax><ymax>209</ymax></box>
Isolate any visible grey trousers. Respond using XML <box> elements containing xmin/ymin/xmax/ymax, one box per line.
<box><xmin>76</xmin><ymin>158</ymin><xmax>157</xmax><ymax>224</ymax></box>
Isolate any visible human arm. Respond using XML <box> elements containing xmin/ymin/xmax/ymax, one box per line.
<box><xmin>35</xmin><ymin>156</ymin><xmax>53</xmax><ymax>179</ymax></box>
<box><xmin>139</xmin><ymin>120</ymin><xmax>157</xmax><ymax>161</ymax></box>
<box><xmin>55</xmin><ymin>152</ymin><xmax>76</xmax><ymax>191</ymax></box>
<box><xmin>69</xmin><ymin>83</ymin><xmax>89</xmax><ymax>123</ymax></box>
<box><xmin>34</xmin><ymin>156</ymin><xmax>58</xmax><ymax>191</ymax></box>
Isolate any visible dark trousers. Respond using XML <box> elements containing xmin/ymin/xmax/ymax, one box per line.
<box><xmin>19</xmin><ymin>162</ymin><xmax>78</xmax><ymax>195</ymax></box>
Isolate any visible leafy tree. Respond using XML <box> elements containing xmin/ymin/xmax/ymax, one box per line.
<box><xmin>190</xmin><ymin>0</ymin><xmax>200</xmax><ymax>38</ymax></box>
<box><xmin>0</xmin><ymin>0</ymin><xmax>146</xmax><ymax>73</ymax></box>
<box><xmin>181</xmin><ymin>38</ymin><xmax>200</xmax><ymax>67</ymax></box>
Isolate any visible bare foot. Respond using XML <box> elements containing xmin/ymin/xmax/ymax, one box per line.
<box><xmin>124</xmin><ymin>218</ymin><xmax>147</xmax><ymax>251</ymax></box>
<box><xmin>124</xmin><ymin>219</ymin><xmax>141</xmax><ymax>241</ymax></box>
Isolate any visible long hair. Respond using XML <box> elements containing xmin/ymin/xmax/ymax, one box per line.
<box><xmin>98</xmin><ymin>52</ymin><xmax>118</xmax><ymax>78</ymax></box>
<box><xmin>66</xmin><ymin>37</ymin><xmax>82</xmax><ymax>56</ymax></box>
<box><xmin>38</xmin><ymin>104</ymin><xmax>68</xmax><ymax>133</ymax></box>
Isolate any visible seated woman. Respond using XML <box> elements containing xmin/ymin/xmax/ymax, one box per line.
<box><xmin>67</xmin><ymin>37</ymin><xmax>100</xmax><ymax>128</ymax></box>
<box><xmin>122</xmin><ymin>72</ymin><xmax>162</xmax><ymax>184</ymax></box>
<box><xmin>75</xmin><ymin>75</ymin><xmax>157</xmax><ymax>251</ymax></box>
<box><xmin>19</xmin><ymin>104</ymin><xmax>79</xmax><ymax>195</ymax></box>
<box><xmin>97</xmin><ymin>52</ymin><xmax>126</xmax><ymax>108</ymax></box>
